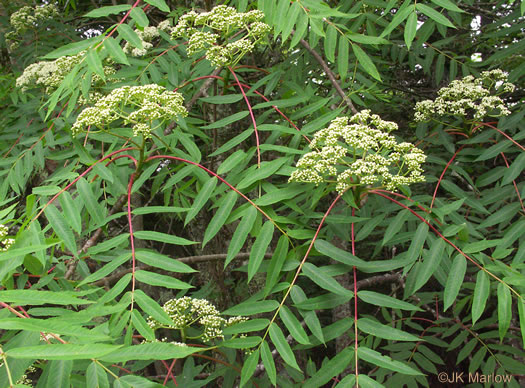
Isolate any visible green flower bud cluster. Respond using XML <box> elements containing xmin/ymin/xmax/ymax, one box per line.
<box><xmin>414</xmin><ymin>70</ymin><xmax>514</xmax><ymax>123</ymax></box>
<box><xmin>71</xmin><ymin>84</ymin><xmax>187</xmax><ymax>138</ymax></box>
<box><xmin>6</xmin><ymin>4</ymin><xmax>59</xmax><ymax>50</ymax></box>
<box><xmin>171</xmin><ymin>5</ymin><xmax>270</xmax><ymax>67</ymax></box>
<box><xmin>123</xmin><ymin>20</ymin><xmax>172</xmax><ymax>57</ymax></box>
<box><xmin>16</xmin><ymin>51</ymin><xmax>116</xmax><ymax>94</ymax></box>
<box><xmin>147</xmin><ymin>297</ymin><xmax>248</xmax><ymax>343</ymax></box>
<box><xmin>290</xmin><ymin>110</ymin><xmax>426</xmax><ymax>193</ymax></box>
<box><xmin>0</xmin><ymin>224</ymin><xmax>14</xmax><ymax>252</ymax></box>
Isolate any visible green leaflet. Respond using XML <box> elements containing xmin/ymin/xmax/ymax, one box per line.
<box><xmin>185</xmin><ymin>176</ymin><xmax>217</xmax><ymax>225</ymax></box>
<box><xmin>357</xmin><ymin>318</ymin><xmax>421</xmax><ymax>341</ymax></box>
<box><xmin>6</xmin><ymin>344</ymin><xmax>121</xmax><ymax>360</ymax></box>
<box><xmin>279</xmin><ymin>305</ymin><xmax>310</xmax><ymax>345</ymax></box>
<box><xmin>203</xmin><ymin>190</ymin><xmax>238</xmax><ymax>247</ymax></box>
<box><xmin>103</xmin><ymin>37</ymin><xmax>130</xmax><ymax>65</ymax></box>
<box><xmin>358</xmin><ymin>291</ymin><xmax>422</xmax><ymax>311</ymax></box>
<box><xmin>303</xmin><ymin>348</ymin><xmax>353</xmax><ymax>388</ymax></box>
<box><xmin>100</xmin><ymin>342</ymin><xmax>199</xmax><ymax>363</ymax></box>
<box><xmin>240</xmin><ymin>348</ymin><xmax>259</xmax><ymax>388</ymax></box>
<box><xmin>225</xmin><ymin>206</ymin><xmax>257</xmax><ymax>268</ymax></box>
<box><xmin>117</xmin><ymin>24</ymin><xmax>143</xmax><ymax>49</ymax></box>
<box><xmin>269</xmin><ymin>323</ymin><xmax>301</xmax><ymax>371</ymax></box>
<box><xmin>84</xmin><ymin>5</ymin><xmax>131</xmax><ymax>18</ymax></box>
<box><xmin>260</xmin><ymin>341</ymin><xmax>277</xmax><ymax>385</ymax></box>
<box><xmin>472</xmin><ymin>271</ymin><xmax>490</xmax><ymax>325</ymax></box>
<box><xmin>443</xmin><ymin>255</ymin><xmax>467</xmax><ymax>311</ymax></box>
<box><xmin>134</xmin><ymin>230</ymin><xmax>197</xmax><ymax>246</ymax></box>
<box><xmin>44</xmin><ymin>204</ymin><xmax>77</xmax><ymax>258</ymax></box>
<box><xmin>358</xmin><ymin>347</ymin><xmax>423</xmax><ymax>375</ymax></box>
<box><xmin>248</xmin><ymin>221</ymin><xmax>274</xmax><ymax>281</ymax></box>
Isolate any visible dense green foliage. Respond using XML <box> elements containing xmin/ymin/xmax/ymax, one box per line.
<box><xmin>0</xmin><ymin>0</ymin><xmax>524</xmax><ymax>386</ymax></box>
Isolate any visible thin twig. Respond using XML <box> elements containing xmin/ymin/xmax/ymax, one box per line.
<box><xmin>295</xmin><ymin>33</ymin><xmax>358</xmax><ymax>115</ymax></box>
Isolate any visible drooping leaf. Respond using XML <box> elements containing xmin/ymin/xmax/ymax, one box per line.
<box><xmin>223</xmin><ymin>300</ymin><xmax>279</xmax><ymax>316</ymax></box>
<box><xmin>497</xmin><ymin>283</ymin><xmax>512</xmax><ymax>341</ymax></box>
<box><xmin>269</xmin><ymin>323</ymin><xmax>301</xmax><ymax>371</ymax></box>
<box><xmin>279</xmin><ymin>305</ymin><xmax>310</xmax><ymax>345</ymax></box>
<box><xmin>100</xmin><ymin>342</ymin><xmax>198</xmax><ymax>363</ymax></box>
<box><xmin>260</xmin><ymin>341</ymin><xmax>277</xmax><ymax>386</ymax></box>
<box><xmin>44</xmin><ymin>204</ymin><xmax>77</xmax><ymax>257</ymax></box>
<box><xmin>240</xmin><ymin>349</ymin><xmax>259</xmax><ymax>388</ymax></box>
<box><xmin>135</xmin><ymin>249</ymin><xmax>197</xmax><ymax>273</ymax></box>
<box><xmin>443</xmin><ymin>254</ymin><xmax>467</xmax><ymax>311</ymax></box>
<box><xmin>203</xmin><ymin>190</ymin><xmax>237</xmax><ymax>247</ymax></box>
<box><xmin>248</xmin><ymin>221</ymin><xmax>274</xmax><ymax>281</ymax></box>
<box><xmin>225</xmin><ymin>206</ymin><xmax>257</xmax><ymax>268</ymax></box>
<box><xmin>416</xmin><ymin>3</ymin><xmax>456</xmax><ymax>28</ymax></box>
<box><xmin>185</xmin><ymin>177</ymin><xmax>217</xmax><ymax>225</ymax></box>
<box><xmin>134</xmin><ymin>230</ymin><xmax>197</xmax><ymax>246</ymax></box>
<box><xmin>135</xmin><ymin>270</ymin><xmax>193</xmax><ymax>289</ymax></box>
<box><xmin>352</xmin><ymin>44</ymin><xmax>381</xmax><ymax>81</ymax></box>
<box><xmin>6</xmin><ymin>344</ymin><xmax>120</xmax><ymax>360</ymax></box>
<box><xmin>357</xmin><ymin>318</ymin><xmax>421</xmax><ymax>341</ymax></box>
<box><xmin>86</xmin><ymin>361</ymin><xmax>110</xmax><ymax>388</ymax></box>
<box><xmin>472</xmin><ymin>271</ymin><xmax>490</xmax><ymax>325</ymax></box>
<box><xmin>303</xmin><ymin>348</ymin><xmax>354</xmax><ymax>388</ymax></box>
<box><xmin>144</xmin><ymin>0</ymin><xmax>170</xmax><ymax>12</ymax></box>
<box><xmin>358</xmin><ymin>347</ymin><xmax>423</xmax><ymax>375</ymax></box>
<box><xmin>103</xmin><ymin>37</ymin><xmax>130</xmax><ymax>65</ymax></box>
<box><xmin>117</xmin><ymin>24</ymin><xmax>143</xmax><ymax>49</ymax></box>
<box><xmin>358</xmin><ymin>291</ymin><xmax>422</xmax><ymax>311</ymax></box>
<box><xmin>405</xmin><ymin>12</ymin><xmax>418</xmax><ymax>50</ymax></box>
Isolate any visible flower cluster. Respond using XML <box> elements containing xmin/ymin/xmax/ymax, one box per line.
<box><xmin>147</xmin><ymin>297</ymin><xmax>248</xmax><ymax>342</ymax></box>
<box><xmin>16</xmin><ymin>51</ymin><xmax>116</xmax><ymax>93</ymax></box>
<box><xmin>123</xmin><ymin>20</ymin><xmax>171</xmax><ymax>57</ymax></box>
<box><xmin>0</xmin><ymin>224</ymin><xmax>14</xmax><ymax>252</ymax></box>
<box><xmin>414</xmin><ymin>70</ymin><xmax>514</xmax><ymax>123</ymax></box>
<box><xmin>290</xmin><ymin>110</ymin><xmax>426</xmax><ymax>193</ymax></box>
<box><xmin>171</xmin><ymin>5</ymin><xmax>270</xmax><ymax>66</ymax></box>
<box><xmin>71</xmin><ymin>84</ymin><xmax>187</xmax><ymax>138</ymax></box>
<box><xmin>6</xmin><ymin>4</ymin><xmax>59</xmax><ymax>50</ymax></box>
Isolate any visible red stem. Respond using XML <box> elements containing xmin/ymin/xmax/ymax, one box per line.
<box><xmin>475</xmin><ymin>122</ymin><xmax>525</xmax><ymax>151</ymax></box>
<box><xmin>430</xmin><ymin>145</ymin><xmax>466</xmax><ymax>209</ymax></box>
<box><xmin>161</xmin><ymin>359</ymin><xmax>178</xmax><ymax>386</ymax></box>
<box><xmin>33</xmin><ymin>147</ymin><xmax>138</xmax><ymax>222</ymax></box>
<box><xmin>175</xmin><ymin>74</ymin><xmax>310</xmax><ymax>143</ymax></box>
<box><xmin>228</xmin><ymin>66</ymin><xmax>261</xmax><ymax>167</ymax></box>
<box><xmin>500</xmin><ymin>152</ymin><xmax>525</xmax><ymax>213</ymax></box>
<box><xmin>127</xmin><ymin>173</ymin><xmax>137</xmax><ymax>301</ymax></box>
<box><xmin>145</xmin><ymin>155</ymin><xmax>275</xmax><ymax>225</ymax></box>
<box><xmin>369</xmin><ymin>190</ymin><xmax>514</xmax><ymax>292</ymax></box>
<box><xmin>95</xmin><ymin>0</ymin><xmax>141</xmax><ymax>48</ymax></box>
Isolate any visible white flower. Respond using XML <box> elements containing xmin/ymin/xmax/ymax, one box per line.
<box><xmin>72</xmin><ymin>84</ymin><xmax>187</xmax><ymax>137</ymax></box>
<box><xmin>290</xmin><ymin>110</ymin><xmax>426</xmax><ymax>193</ymax></box>
<box><xmin>147</xmin><ymin>297</ymin><xmax>252</xmax><ymax>343</ymax></box>
<box><xmin>0</xmin><ymin>224</ymin><xmax>14</xmax><ymax>252</ymax></box>
<box><xmin>414</xmin><ymin>70</ymin><xmax>514</xmax><ymax>122</ymax></box>
<box><xmin>171</xmin><ymin>6</ymin><xmax>270</xmax><ymax>67</ymax></box>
